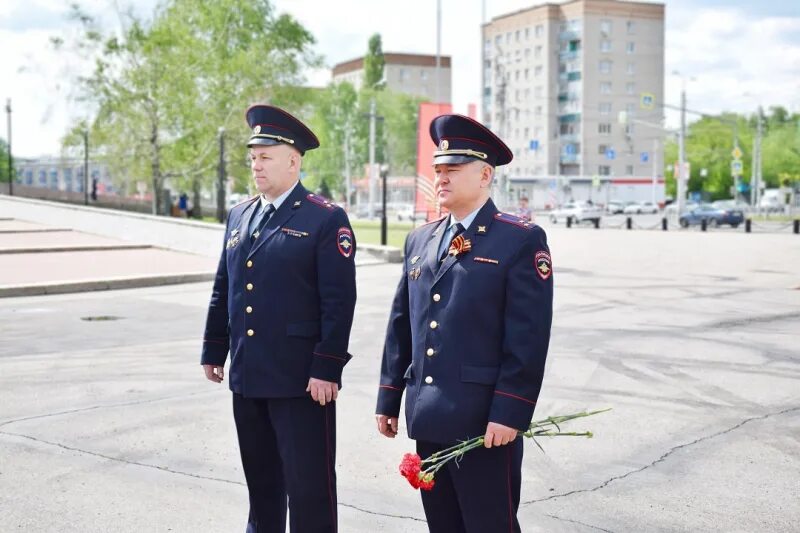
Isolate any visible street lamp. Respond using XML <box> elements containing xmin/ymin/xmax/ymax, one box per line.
<box><xmin>217</xmin><ymin>126</ymin><xmax>226</xmax><ymax>223</ymax></box>
<box><xmin>83</xmin><ymin>129</ymin><xmax>89</xmax><ymax>206</ymax></box>
<box><xmin>5</xmin><ymin>98</ymin><xmax>12</xmax><ymax>196</ymax></box>
<box><xmin>380</xmin><ymin>164</ymin><xmax>389</xmax><ymax>246</ymax></box>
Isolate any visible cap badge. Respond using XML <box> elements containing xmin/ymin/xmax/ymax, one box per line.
<box><xmin>439</xmin><ymin>139</ymin><xmax>449</xmax><ymax>151</ymax></box>
<box><xmin>253</xmin><ymin>125</ymin><xmax>261</xmax><ymax>134</ymax></box>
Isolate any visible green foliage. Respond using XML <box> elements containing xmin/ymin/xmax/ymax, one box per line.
<box><xmin>363</xmin><ymin>33</ymin><xmax>385</xmax><ymax>90</ymax></box>
<box><xmin>59</xmin><ymin>0</ymin><xmax>319</xmax><ymax>213</ymax></box>
<box><xmin>0</xmin><ymin>138</ymin><xmax>11</xmax><ymax>182</ymax></box>
<box><xmin>664</xmin><ymin>107</ymin><xmax>800</xmax><ymax>200</ymax></box>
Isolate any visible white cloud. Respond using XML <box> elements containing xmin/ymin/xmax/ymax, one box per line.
<box><xmin>1</xmin><ymin>0</ymin><xmax>798</xmax><ymax>158</ymax></box>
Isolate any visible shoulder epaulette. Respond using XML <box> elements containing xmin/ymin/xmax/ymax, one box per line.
<box><xmin>494</xmin><ymin>212</ymin><xmax>534</xmax><ymax>230</ymax></box>
<box><xmin>234</xmin><ymin>196</ymin><xmax>259</xmax><ymax>208</ymax></box>
<box><xmin>421</xmin><ymin>215</ymin><xmax>447</xmax><ymax>227</ymax></box>
<box><xmin>306</xmin><ymin>193</ymin><xmax>336</xmax><ymax>210</ymax></box>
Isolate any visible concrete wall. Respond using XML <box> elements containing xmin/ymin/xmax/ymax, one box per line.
<box><xmin>0</xmin><ymin>195</ymin><xmax>224</xmax><ymax>258</ymax></box>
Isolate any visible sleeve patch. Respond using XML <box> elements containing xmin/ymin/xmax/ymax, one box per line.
<box><xmin>535</xmin><ymin>251</ymin><xmax>552</xmax><ymax>280</ymax></box>
<box><xmin>337</xmin><ymin>227</ymin><xmax>354</xmax><ymax>258</ymax></box>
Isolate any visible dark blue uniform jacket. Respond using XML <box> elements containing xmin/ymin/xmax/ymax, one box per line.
<box><xmin>202</xmin><ymin>183</ymin><xmax>356</xmax><ymax>397</ymax></box>
<box><xmin>377</xmin><ymin>199</ymin><xmax>553</xmax><ymax>444</ymax></box>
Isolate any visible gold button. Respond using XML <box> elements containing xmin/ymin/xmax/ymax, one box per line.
<box><xmin>424</xmin><ymin>376</ymin><xmax>433</xmax><ymax>384</ymax></box>
<box><xmin>426</xmin><ymin>348</ymin><xmax>435</xmax><ymax>356</ymax></box>
<box><xmin>247</xmin><ymin>260</ymin><xmax>253</xmax><ymax>268</ymax></box>
<box><xmin>247</xmin><ymin>329</ymin><xmax>254</xmax><ymax>336</ymax></box>
<box><xmin>246</xmin><ymin>283</ymin><xmax>253</xmax><ymax>291</ymax></box>
<box><xmin>430</xmin><ymin>320</ymin><xmax>438</xmax><ymax>329</ymax></box>
<box><xmin>433</xmin><ymin>294</ymin><xmax>441</xmax><ymax>302</ymax></box>
<box><xmin>246</xmin><ymin>306</ymin><xmax>253</xmax><ymax>314</ymax></box>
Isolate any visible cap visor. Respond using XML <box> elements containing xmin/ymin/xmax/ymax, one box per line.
<box><xmin>247</xmin><ymin>137</ymin><xmax>281</xmax><ymax>147</ymax></box>
<box><xmin>432</xmin><ymin>154</ymin><xmax>481</xmax><ymax>165</ymax></box>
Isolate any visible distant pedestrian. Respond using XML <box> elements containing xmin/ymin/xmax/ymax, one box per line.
<box><xmin>516</xmin><ymin>196</ymin><xmax>532</xmax><ymax>221</ymax></box>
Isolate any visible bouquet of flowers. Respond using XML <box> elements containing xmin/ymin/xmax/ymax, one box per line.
<box><xmin>399</xmin><ymin>409</ymin><xmax>609</xmax><ymax>490</ymax></box>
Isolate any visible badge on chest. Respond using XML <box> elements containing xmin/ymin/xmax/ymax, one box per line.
<box><xmin>226</xmin><ymin>229</ymin><xmax>241</xmax><ymax>250</ymax></box>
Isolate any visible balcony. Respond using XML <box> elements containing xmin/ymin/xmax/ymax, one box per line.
<box><xmin>559</xmin><ymin>133</ymin><xmax>580</xmax><ymax>143</ymax></box>
<box><xmin>559</xmin><ymin>29</ymin><xmax>581</xmax><ymax>40</ymax></box>
<box><xmin>559</xmin><ymin>50</ymin><xmax>579</xmax><ymax>61</ymax></box>
<box><xmin>559</xmin><ymin>153</ymin><xmax>581</xmax><ymax>164</ymax></box>
<box><xmin>558</xmin><ymin>113</ymin><xmax>581</xmax><ymax>123</ymax></box>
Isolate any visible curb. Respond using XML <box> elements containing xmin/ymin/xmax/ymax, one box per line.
<box><xmin>0</xmin><ymin>244</ymin><xmax>154</xmax><ymax>255</ymax></box>
<box><xmin>358</xmin><ymin>243</ymin><xmax>403</xmax><ymax>263</ymax></box>
<box><xmin>0</xmin><ymin>228</ymin><xmax>74</xmax><ymax>234</ymax></box>
<box><xmin>0</xmin><ymin>272</ymin><xmax>216</xmax><ymax>298</ymax></box>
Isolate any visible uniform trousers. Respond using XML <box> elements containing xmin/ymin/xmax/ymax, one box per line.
<box><xmin>417</xmin><ymin>438</ymin><xmax>523</xmax><ymax>533</ymax></box>
<box><xmin>233</xmin><ymin>393</ymin><xmax>337</xmax><ymax>533</ymax></box>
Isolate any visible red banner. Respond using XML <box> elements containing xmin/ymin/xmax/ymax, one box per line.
<box><xmin>415</xmin><ymin>102</ymin><xmax>453</xmax><ymax>221</ymax></box>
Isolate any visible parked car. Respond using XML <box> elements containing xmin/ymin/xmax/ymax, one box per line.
<box><xmin>606</xmin><ymin>201</ymin><xmax>624</xmax><ymax>214</ymax></box>
<box><xmin>549</xmin><ymin>201</ymin><xmax>603</xmax><ymax>224</ymax></box>
<box><xmin>679</xmin><ymin>204</ymin><xmax>745</xmax><ymax>228</ymax></box>
<box><xmin>396</xmin><ymin>205</ymin><xmax>426</xmax><ymax>222</ymax></box>
<box><xmin>623</xmin><ymin>201</ymin><xmax>658</xmax><ymax>214</ymax></box>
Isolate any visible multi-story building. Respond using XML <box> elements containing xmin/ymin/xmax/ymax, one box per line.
<box><xmin>15</xmin><ymin>157</ymin><xmax>114</xmax><ymax>195</ymax></box>
<box><xmin>332</xmin><ymin>53</ymin><xmax>452</xmax><ymax>103</ymax></box>
<box><xmin>482</xmin><ymin>0</ymin><xmax>665</xmax><ymax>207</ymax></box>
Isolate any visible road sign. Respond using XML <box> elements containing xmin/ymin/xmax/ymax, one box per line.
<box><xmin>640</xmin><ymin>92</ymin><xmax>655</xmax><ymax>110</ymax></box>
<box><xmin>605</xmin><ymin>149</ymin><xmax>616</xmax><ymax>160</ymax></box>
<box><xmin>529</xmin><ymin>140</ymin><xmax>539</xmax><ymax>151</ymax></box>
<box><xmin>640</xmin><ymin>152</ymin><xmax>649</xmax><ymax>163</ymax></box>
<box><xmin>731</xmin><ymin>160</ymin><xmax>743</xmax><ymax>176</ymax></box>
<box><xmin>731</xmin><ymin>146</ymin><xmax>742</xmax><ymax>159</ymax></box>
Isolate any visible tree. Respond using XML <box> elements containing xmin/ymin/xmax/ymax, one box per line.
<box><xmin>58</xmin><ymin>0</ymin><xmax>319</xmax><ymax>215</ymax></box>
<box><xmin>0</xmin><ymin>138</ymin><xmax>12</xmax><ymax>184</ymax></box>
<box><xmin>363</xmin><ymin>33</ymin><xmax>385</xmax><ymax>90</ymax></box>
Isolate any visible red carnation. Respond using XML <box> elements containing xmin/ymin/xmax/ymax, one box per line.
<box><xmin>399</xmin><ymin>453</ymin><xmax>422</xmax><ymax>482</ymax></box>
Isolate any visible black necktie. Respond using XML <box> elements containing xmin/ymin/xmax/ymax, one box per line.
<box><xmin>439</xmin><ymin>223</ymin><xmax>465</xmax><ymax>262</ymax></box>
<box><xmin>251</xmin><ymin>203</ymin><xmax>275</xmax><ymax>239</ymax></box>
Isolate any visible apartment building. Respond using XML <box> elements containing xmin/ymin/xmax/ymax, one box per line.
<box><xmin>482</xmin><ymin>0</ymin><xmax>665</xmax><ymax>206</ymax></box>
<box><xmin>332</xmin><ymin>52</ymin><xmax>452</xmax><ymax>103</ymax></box>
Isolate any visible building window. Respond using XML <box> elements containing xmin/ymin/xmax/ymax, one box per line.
<box><xmin>524</xmin><ymin>48</ymin><xmax>530</xmax><ymax>59</ymax></box>
<box><xmin>626</xmin><ymin>82</ymin><xmax>636</xmax><ymax>95</ymax></box>
<box><xmin>515</xmin><ymin>30</ymin><xmax>521</xmax><ymax>42</ymax></box>
<box><xmin>625</xmin><ymin>124</ymin><xmax>635</xmax><ymax>135</ymax></box>
<box><xmin>525</xmin><ymin>28</ymin><xmax>530</xmax><ymax>39</ymax></box>
<box><xmin>626</xmin><ymin>42</ymin><xmax>636</xmax><ymax>54</ymax></box>
<box><xmin>627</xmin><ymin>62</ymin><xmax>635</xmax><ymax>75</ymax></box>
<box><xmin>506</xmin><ymin>32</ymin><xmax>511</xmax><ymax>44</ymax></box>
<box><xmin>535</xmin><ymin>45</ymin><xmax>542</xmax><ymax>58</ymax></box>
<box><xmin>599</xmin><ymin>123</ymin><xmax>612</xmax><ymax>135</ymax></box>
<box><xmin>525</xmin><ymin>88</ymin><xmax>530</xmax><ymax>99</ymax></box>
<box><xmin>535</xmin><ymin>66</ymin><xmax>543</xmax><ymax>77</ymax></box>
<box><xmin>495</xmin><ymin>35</ymin><xmax>502</xmax><ymax>46</ymax></box>
<box><xmin>599</xmin><ymin>102</ymin><xmax>612</xmax><ymax>114</ymax></box>
<box><xmin>399</xmin><ymin>68</ymin><xmax>408</xmax><ymax>82</ymax></box>
<box><xmin>535</xmin><ymin>106</ymin><xmax>542</xmax><ymax>116</ymax></box>
<box><xmin>600</xmin><ymin>40</ymin><xmax>611</xmax><ymax>52</ymax></box>
<box><xmin>598</xmin><ymin>165</ymin><xmax>611</xmax><ymax>175</ymax></box>
<box><xmin>626</xmin><ymin>103</ymin><xmax>636</xmax><ymax>114</ymax></box>
<box><xmin>515</xmin><ymin>89</ymin><xmax>520</xmax><ymax>101</ymax></box>
<box><xmin>625</xmin><ymin>164</ymin><xmax>634</xmax><ymax>174</ymax></box>
<box><xmin>599</xmin><ymin>60</ymin><xmax>612</xmax><ymax>74</ymax></box>
<box><xmin>535</xmin><ymin>24</ymin><xmax>544</xmax><ymax>38</ymax></box>
<box><xmin>524</xmin><ymin>68</ymin><xmax>529</xmax><ymax>80</ymax></box>
<box><xmin>515</xmin><ymin>70</ymin><xmax>520</xmax><ymax>81</ymax></box>
<box><xmin>600</xmin><ymin>20</ymin><xmax>612</xmax><ymax>35</ymax></box>
<box><xmin>535</xmin><ymin>86</ymin><xmax>543</xmax><ymax>98</ymax></box>
<box><xmin>600</xmin><ymin>82</ymin><xmax>612</xmax><ymax>94</ymax></box>
<box><xmin>598</xmin><ymin>144</ymin><xmax>608</xmax><ymax>154</ymax></box>
<box><xmin>421</xmin><ymin>70</ymin><xmax>428</xmax><ymax>81</ymax></box>
<box><xmin>626</xmin><ymin>21</ymin><xmax>635</xmax><ymax>34</ymax></box>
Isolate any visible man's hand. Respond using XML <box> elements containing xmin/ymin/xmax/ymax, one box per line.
<box><xmin>306</xmin><ymin>378</ymin><xmax>339</xmax><ymax>406</ymax></box>
<box><xmin>203</xmin><ymin>364</ymin><xmax>224</xmax><ymax>383</ymax></box>
<box><xmin>376</xmin><ymin>414</ymin><xmax>399</xmax><ymax>438</ymax></box>
<box><xmin>484</xmin><ymin>421</ymin><xmax>518</xmax><ymax>448</ymax></box>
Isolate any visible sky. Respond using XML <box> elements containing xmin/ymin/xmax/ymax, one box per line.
<box><xmin>1</xmin><ymin>0</ymin><xmax>799</xmax><ymax>158</ymax></box>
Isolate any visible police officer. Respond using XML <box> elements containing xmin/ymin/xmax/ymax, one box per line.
<box><xmin>202</xmin><ymin>104</ymin><xmax>357</xmax><ymax>533</ymax></box>
<box><xmin>375</xmin><ymin>114</ymin><xmax>553</xmax><ymax>532</ymax></box>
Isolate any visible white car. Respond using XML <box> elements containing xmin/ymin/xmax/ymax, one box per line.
<box><xmin>549</xmin><ymin>201</ymin><xmax>603</xmax><ymax>224</ymax></box>
<box><xmin>623</xmin><ymin>201</ymin><xmax>658</xmax><ymax>214</ymax></box>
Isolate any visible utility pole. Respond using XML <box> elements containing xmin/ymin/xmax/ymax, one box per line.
<box><xmin>435</xmin><ymin>0</ymin><xmax>441</xmax><ymax>104</ymax></box>
<box><xmin>494</xmin><ymin>46</ymin><xmax>508</xmax><ymax>209</ymax></box>
<box><xmin>217</xmin><ymin>127</ymin><xmax>226</xmax><ymax>223</ymax></box>
<box><xmin>83</xmin><ymin>129</ymin><xmax>89</xmax><ymax>206</ymax></box>
<box><xmin>4</xmin><ymin>98</ymin><xmax>12</xmax><ymax>196</ymax></box>
<box><xmin>677</xmin><ymin>87</ymin><xmax>687</xmax><ymax>215</ymax></box>
<box><xmin>752</xmin><ymin>107</ymin><xmax>763</xmax><ymax>212</ymax></box>
<box><xmin>652</xmin><ymin>138</ymin><xmax>658</xmax><ymax>205</ymax></box>
<box><xmin>368</xmin><ymin>98</ymin><xmax>377</xmax><ymax>218</ymax></box>
<box><xmin>344</xmin><ymin>129</ymin><xmax>351</xmax><ymax>212</ymax></box>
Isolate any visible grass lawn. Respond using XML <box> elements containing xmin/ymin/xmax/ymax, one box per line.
<box><xmin>351</xmin><ymin>220</ymin><xmax>417</xmax><ymax>248</ymax></box>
